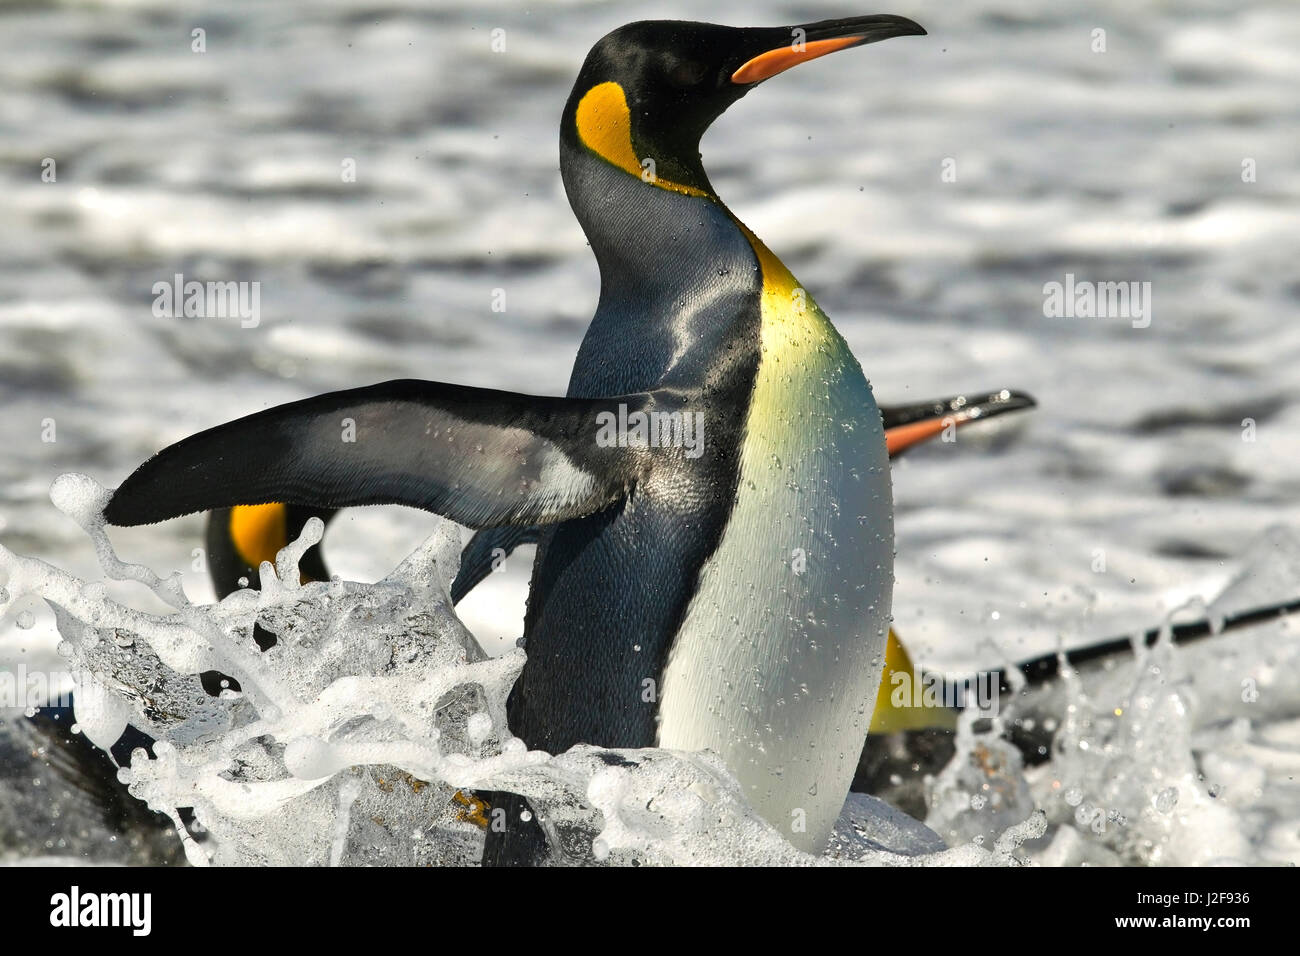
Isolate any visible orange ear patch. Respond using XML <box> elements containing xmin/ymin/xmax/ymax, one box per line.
<box><xmin>229</xmin><ymin>502</ymin><xmax>288</xmax><ymax>569</ymax></box>
<box><xmin>573</xmin><ymin>81</ymin><xmax>708</xmax><ymax>198</ymax></box>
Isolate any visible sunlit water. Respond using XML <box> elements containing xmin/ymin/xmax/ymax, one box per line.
<box><xmin>1</xmin><ymin>0</ymin><xmax>1298</xmax><ymax>864</ymax></box>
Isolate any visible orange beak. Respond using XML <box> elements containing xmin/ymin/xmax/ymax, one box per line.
<box><xmin>882</xmin><ymin>389</ymin><xmax>1036</xmax><ymax>458</ymax></box>
<box><xmin>732</xmin><ymin>37</ymin><xmax>866</xmax><ymax>84</ymax></box>
<box><xmin>886</xmin><ymin>417</ymin><xmax>952</xmax><ymax>456</ymax></box>
<box><xmin>731</xmin><ymin>14</ymin><xmax>926</xmax><ymax>86</ymax></box>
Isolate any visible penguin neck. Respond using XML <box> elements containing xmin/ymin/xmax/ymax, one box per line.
<box><xmin>560</xmin><ymin>140</ymin><xmax>767</xmax><ymax>395</ymax></box>
<box><xmin>560</xmin><ymin>136</ymin><xmax>727</xmax><ymax>275</ymax></box>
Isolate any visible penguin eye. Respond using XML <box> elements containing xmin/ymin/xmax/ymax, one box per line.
<box><xmin>665</xmin><ymin>57</ymin><xmax>709</xmax><ymax>89</ymax></box>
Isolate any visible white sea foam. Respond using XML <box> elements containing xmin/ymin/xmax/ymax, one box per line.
<box><xmin>5</xmin><ymin>476</ymin><xmax>1297</xmax><ymax>866</ymax></box>
<box><xmin>1</xmin><ymin>475</ymin><xmax>1048</xmax><ymax>866</ymax></box>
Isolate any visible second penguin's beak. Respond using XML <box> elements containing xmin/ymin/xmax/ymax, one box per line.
<box><xmin>883</xmin><ymin>389</ymin><xmax>1036</xmax><ymax>457</ymax></box>
<box><xmin>731</xmin><ymin>14</ymin><xmax>927</xmax><ymax>85</ymax></box>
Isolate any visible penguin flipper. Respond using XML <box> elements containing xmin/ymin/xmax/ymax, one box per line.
<box><xmin>104</xmin><ymin>380</ymin><xmax>652</xmax><ymax>530</ymax></box>
<box><xmin>450</xmin><ymin>525</ymin><xmax>541</xmax><ymax>604</ymax></box>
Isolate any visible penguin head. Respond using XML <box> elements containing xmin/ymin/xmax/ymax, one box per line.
<box><xmin>562</xmin><ymin>15</ymin><xmax>926</xmax><ymax>195</ymax></box>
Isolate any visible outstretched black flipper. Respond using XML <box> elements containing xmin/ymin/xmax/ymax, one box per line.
<box><xmin>105</xmin><ymin>379</ymin><xmax>654</xmax><ymax>530</ymax></box>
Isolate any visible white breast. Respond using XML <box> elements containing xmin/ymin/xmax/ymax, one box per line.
<box><xmin>657</xmin><ymin>270</ymin><xmax>894</xmax><ymax>854</ymax></box>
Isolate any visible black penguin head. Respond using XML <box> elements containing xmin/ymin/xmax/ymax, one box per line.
<box><xmin>561</xmin><ymin>15</ymin><xmax>926</xmax><ymax>195</ymax></box>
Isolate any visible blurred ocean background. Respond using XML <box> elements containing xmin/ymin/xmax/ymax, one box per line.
<box><xmin>0</xmin><ymin>0</ymin><xmax>1297</xmax><ymax>828</ymax></box>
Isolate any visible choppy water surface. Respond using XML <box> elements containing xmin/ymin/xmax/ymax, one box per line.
<box><xmin>0</xmin><ymin>0</ymin><xmax>1297</xmax><ymax>864</ymax></box>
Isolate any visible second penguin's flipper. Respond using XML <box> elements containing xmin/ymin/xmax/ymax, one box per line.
<box><xmin>104</xmin><ymin>380</ymin><xmax>653</xmax><ymax>530</ymax></box>
<box><xmin>450</xmin><ymin>525</ymin><xmax>541</xmax><ymax>605</ymax></box>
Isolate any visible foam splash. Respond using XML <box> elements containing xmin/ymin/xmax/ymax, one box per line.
<box><xmin>923</xmin><ymin>530</ymin><xmax>1300</xmax><ymax>866</ymax></box>
<box><xmin>1</xmin><ymin>474</ymin><xmax>1036</xmax><ymax>867</ymax></box>
<box><xmin>5</xmin><ymin>474</ymin><xmax>1294</xmax><ymax>866</ymax></box>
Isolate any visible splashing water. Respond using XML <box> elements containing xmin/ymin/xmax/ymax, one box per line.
<box><xmin>0</xmin><ymin>474</ymin><xmax>1040</xmax><ymax>867</ymax></box>
<box><xmin>923</xmin><ymin>530</ymin><xmax>1300</xmax><ymax>866</ymax></box>
<box><xmin>3</xmin><ymin>476</ymin><xmax>1295</xmax><ymax>866</ymax></box>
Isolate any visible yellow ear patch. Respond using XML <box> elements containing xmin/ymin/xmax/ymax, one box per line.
<box><xmin>574</xmin><ymin>81</ymin><xmax>707</xmax><ymax>198</ymax></box>
<box><xmin>575</xmin><ymin>82</ymin><xmax>643</xmax><ymax>180</ymax></box>
<box><xmin>229</xmin><ymin>502</ymin><xmax>288</xmax><ymax>570</ymax></box>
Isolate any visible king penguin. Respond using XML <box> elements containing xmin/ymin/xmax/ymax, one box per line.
<box><xmin>103</xmin><ymin>15</ymin><xmax>1014</xmax><ymax>863</ymax></box>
